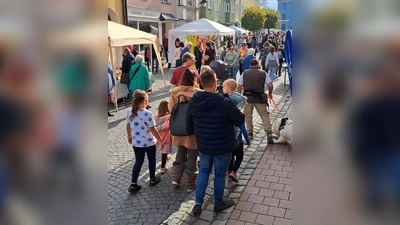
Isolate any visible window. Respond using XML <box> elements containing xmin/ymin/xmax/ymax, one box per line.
<box><xmin>282</xmin><ymin>13</ymin><xmax>286</xmax><ymax>20</ymax></box>
<box><xmin>236</xmin><ymin>3</ymin><xmax>238</xmax><ymax>14</ymax></box>
<box><xmin>225</xmin><ymin>2</ymin><xmax>229</xmax><ymax>12</ymax></box>
<box><xmin>241</xmin><ymin>4</ymin><xmax>244</xmax><ymax>13</ymax></box>
<box><xmin>282</xmin><ymin>24</ymin><xmax>286</xmax><ymax>30</ymax></box>
<box><xmin>208</xmin><ymin>0</ymin><xmax>212</xmax><ymax>9</ymax></box>
<box><xmin>216</xmin><ymin>0</ymin><xmax>219</xmax><ymax>11</ymax></box>
<box><xmin>283</xmin><ymin>3</ymin><xmax>287</xmax><ymax>10</ymax></box>
<box><xmin>161</xmin><ymin>0</ymin><xmax>168</xmax><ymax>3</ymax></box>
<box><xmin>231</xmin><ymin>0</ymin><xmax>234</xmax><ymax>14</ymax></box>
<box><xmin>187</xmin><ymin>0</ymin><xmax>192</xmax><ymax>6</ymax></box>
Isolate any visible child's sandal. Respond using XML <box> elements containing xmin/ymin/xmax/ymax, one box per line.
<box><xmin>149</xmin><ymin>177</ymin><xmax>161</xmax><ymax>186</ymax></box>
<box><xmin>128</xmin><ymin>184</ymin><xmax>142</xmax><ymax>193</ymax></box>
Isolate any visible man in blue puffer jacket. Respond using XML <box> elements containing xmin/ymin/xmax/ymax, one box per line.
<box><xmin>187</xmin><ymin>66</ymin><xmax>245</xmax><ymax>216</ymax></box>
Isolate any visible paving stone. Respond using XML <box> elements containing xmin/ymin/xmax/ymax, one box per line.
<box><xmin>198</xmin><ymin>210</ymin><xmax>214</xmax><ymax>222</ymax></box>
<box><xmin>268</xmin><ymin>206</ymin><xmax>286</xmax><ymax>217</ymax></box>
<box><xmin>212</xmin><ymin>220</ymin><xmax>227</xmax><ymax>225</ymax></box>
<box><xmin>274</xmin><ymin>217</ymin><xmax>292</xmax><ymax>225</ymax></box>
<box><xmin>256</xmin><ymin>214</ymin><xmax>274</xmax><ymax>225</ymax></box>
<box><xmin>238</xmin><ymin>211</ymin><xmax>258</xmax><ymax>223</ymax></box>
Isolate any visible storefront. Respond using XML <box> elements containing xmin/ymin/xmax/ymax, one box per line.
<box><xmin>127</xmin><ymin>7</ymin><xmax>161</xmax><ymax>51</ymax></box>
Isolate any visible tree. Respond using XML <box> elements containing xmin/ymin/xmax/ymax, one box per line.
<box><xmin>262</xmin><ymin>8</ymin><xmax>280</xmax><ymax>34</ymax></box>
<box><xmin>241</xmin><ymin>6</ymin><xmax>267</xmax><ymax>33</ymax></box>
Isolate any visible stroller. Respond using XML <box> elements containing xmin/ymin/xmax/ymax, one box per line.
<box><xmin>209</xmin><ymin>60</ymin><xmax>231</xmax><ymax>94</ymax></box>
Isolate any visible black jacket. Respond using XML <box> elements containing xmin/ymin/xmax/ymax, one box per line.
<box><xmin>187</xmin><ymin>91</ymin><xmax>244</xmax><ymax>156</ymax></box>
<box><xmin>121</xmin><ymin>54</ymin><xmax>134</xmax><ymax>73</ymax></box>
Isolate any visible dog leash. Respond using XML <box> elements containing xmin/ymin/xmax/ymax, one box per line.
<box><xmin>269</xmin><ymin>97</ymin><xmax>281</xmax><ymax>114</ymax></box>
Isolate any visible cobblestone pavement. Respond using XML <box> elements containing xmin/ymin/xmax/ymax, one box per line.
<box><xmin>108</xmin><ymin>62</ymin><xmax>292</xmax><ymax>225</ymax></box>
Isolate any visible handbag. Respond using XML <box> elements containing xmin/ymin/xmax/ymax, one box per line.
<box><xmin>267</xmin><ymin>54</ymin><xmax>278</xmax><ymax>68</ymax></box>
<box><xmin>120</xmin><ymin>72</ymin><xmax>129</xmax><ymax>84</ymax></box>
<box><xmin>170</xmin><ymin>95</ymin><xmax>193</xmax><ymax>136</ymax></box>
<box><xmin>121</xmin><ymin>65</ymin><xmax>141</xmax><ymax>85</ymax></box>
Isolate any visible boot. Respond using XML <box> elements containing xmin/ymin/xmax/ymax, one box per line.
<box><xmin>186</xmin><ymin>170</ymin><xmax>197</xmax><ymax>192</ymax></box>
<box><xmin>172</xmin><ymin>162</ymin><xmax>185</xmax><ymax>187</ymax></box>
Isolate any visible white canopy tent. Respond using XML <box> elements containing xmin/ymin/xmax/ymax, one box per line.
<box><xmin>229</xmin><ymin>26</ymin><xmax>247</xmax><ymax>35</ymax></box>
<box><xmin>168</xmin><ymin>18</ymin><xmax>235</xmax><ymax>65</ymax></box>
<box><xmin>169</xmin><ymin>18</ymin><xmax>235</xmax><ymax>36</ymax></box>
<box><xmin>108</xmin><ymin>21</ymin><xmax>166</xmax><ymax>110</ymax></box>
<box><xmin>108</xmin><ymin>21</ymin><xmax>166</xmax><ymax>85</ymax></box>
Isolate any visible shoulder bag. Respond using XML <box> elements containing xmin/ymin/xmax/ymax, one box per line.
<box><xmin>267</xmin><ymin>54</ymin><xmax>278</xmax><ymax>68</ymax></box>
<box><xmin>170</xmin><ymin>95</ymin><xmax>194</xmax><ymax>136</ymax></box>
<box><xmin>121</xmin><ymin>65</ymin><xmax>141</xmax><ymax>84</ymax></box>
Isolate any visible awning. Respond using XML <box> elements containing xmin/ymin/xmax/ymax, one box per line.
<box><xmin>160</xmin><ymin>13</ymin><xmax>178</xmax><ymax>21</ymax></box>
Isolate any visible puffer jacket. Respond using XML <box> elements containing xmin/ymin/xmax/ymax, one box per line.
<box><xmin>187</xmin><ymin>91</ymin><xmax>244</xmax><ymax>156</ymax></box>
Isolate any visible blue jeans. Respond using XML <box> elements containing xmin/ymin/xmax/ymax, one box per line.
<box><xmin>195</xmin><ymin>152</ymin><xmax>231</xmax><ymax>205</ymax></box>
<box><xmin>131</xmin><ymin>145</ymin><xmax>156</xmax><ymax>184</ymax></box>
<box><xmin>229</xmin><ymin>66</ymin><xmax>240</xmax><ymax>81</ymax></box>
<box><xmin>127</xmin><ymin>82</ymin><xmax>133</xmax><ymax>103</ymax></box>
<box><xmin>269</xmin><ymin>67</ymin><xmax>277</xmax><ymax>81</ymax></box>
<box><xmin>152</xmin><ymin>57</ymin><xmax>159</xmax><ymax>73</ymax></box>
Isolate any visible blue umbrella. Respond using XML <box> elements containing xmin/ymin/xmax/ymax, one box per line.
<box><xmin>284</xmin><ymin>30</ymin><xmax>292</xmax><ymax>95</ymax></box>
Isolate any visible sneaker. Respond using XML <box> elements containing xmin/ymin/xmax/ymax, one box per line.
<box><xmin>191</xmin><ymin>203</ymin><xmax>202</xmax><ymax>216</ymax></box>
<box><xmin>229</xmin><ymin>171</ymin><xmax>239</xmax><ymax>183</ymax></box>
<box><xmin>267</xmin><ymin>131</ymin><xmax>273</xmax><ymax>143</ymax></box>
<box><xmin>214</xmin><ymin>199</ymin><xmax>235</xmax><ymax>212</ymax></box>
<box><xmin>172</xmin><ymin>181</ymin><xmax>181</xmax><ymax>187</ymax></box>
<box><xmin>128</xmin><ymin>184</ymin><xmax>142</xmax><ymax>193</ymax></box>
<box><xmin>248</xmin><ymin>133</ymin><xmax>253</xmax><ymax>139</ymax></box>
<box><xmin>149</xmin><ymin>176</ymin><xmax>161</xmax><ymax>186</ymax></box>
<box><xmin>160</xmin><ymin>168</ymin><xmax>167</xmax><ymax>174</ymax></box>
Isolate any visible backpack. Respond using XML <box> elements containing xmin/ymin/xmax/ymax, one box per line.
<box><xmin>170</xmin><ymin>95</ymin><xmax>194</xmax><ymax>136</ymax></box>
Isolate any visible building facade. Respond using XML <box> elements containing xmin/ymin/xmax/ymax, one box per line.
<box><xmin>126</xmin><ymin>0</ymin><xmax>182</xmax><ymax>43</ymax></box>
<box><xmin>197</xmin><ymin>0</ymin><xmax>258</xmax><ymax>27</ymax></box>
<box><xmin>278</xmin><ymin>0</ymin><xmax>292</xmax><ymax>30</ymax></box>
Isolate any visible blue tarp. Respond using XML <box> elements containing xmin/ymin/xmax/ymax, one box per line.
<box><xmin>284</xmin><ymin>30</ymin><xmax>292</xmax><ymax>95</ymax></box>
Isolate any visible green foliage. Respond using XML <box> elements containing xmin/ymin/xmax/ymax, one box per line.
<box><xmin>241</xmin><ymin>6</ymin><xmax>267</xmax><ymax>32</ymax></box>
<box><xmin>262</xmin><ymin>8</ymin><xmax>280</xmax><ymax>33</ymax></box>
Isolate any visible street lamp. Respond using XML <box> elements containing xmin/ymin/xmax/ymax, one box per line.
<box><xmin>199</xmin><ymin>0</ymin><xmax>207</xmax><ymax>19</ymax></box>
<box><xmin>200</xmin><ymin>0</ymin><xmax>207</xmax><ymax>7</ymax></box>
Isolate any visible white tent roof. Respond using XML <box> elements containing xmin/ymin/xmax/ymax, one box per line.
<box><xmin>169</xmin><ymin>18</ymin><xmax>235</xmax><ymax>36</ymax></box>
<box><xmin>107</xmin><ymin>21</ymin><xmax>166</xmax><ymax>102</ymax></box>
<box><xmin>229</xmin><ymin>26</ymin><xmax>247</xmax><ymax>35</ymax></box>
<box><xmin>108</xmin><ymin>21</ymin><xmax>159</xmax><ymax>47</ymax></box>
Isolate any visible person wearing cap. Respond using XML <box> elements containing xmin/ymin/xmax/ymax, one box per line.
<box><xmin>203</xmin><ymin>42</ymin><xmax>215</xmax><ymax>66</ymax></box>
<box><xmin>238</xmin><ymin>41</ymin><xmax>248</xmax><ymax>75</ymax></box>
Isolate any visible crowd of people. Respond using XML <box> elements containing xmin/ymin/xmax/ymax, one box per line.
<box><xmin>107</xmin><ymin>31</ymin><xmax>285</xmax><ymax>216</ymax></box>
<box><xmin>114</xmin><ymin>42</ymin><xmax>278</xmax><ymax>215</ymax></box>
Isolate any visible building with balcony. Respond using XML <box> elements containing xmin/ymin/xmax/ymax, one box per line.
<box><xmin>197</xmin><ymin>0</ymin><xmax>258</xmax><ymax>27</ymax></box>
<box><xmin>278</xmin><ymin>0</ymin><xmax>292</xmax><ymax>31</ymax></box>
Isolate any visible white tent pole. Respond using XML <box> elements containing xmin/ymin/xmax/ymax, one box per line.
<box><xmin>154</xmin><ymin>43</ymin><xmax>167</xmax><ymax>86</ymax></box>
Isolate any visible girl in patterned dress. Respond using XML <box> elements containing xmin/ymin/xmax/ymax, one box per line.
<box><xmin>126</xmin><ymin>90</ymin><xmax>164</xmax><ymax>193</ymax></box>
<box><xmin>154</xmin><ymin>100</ymin><xmax>172</xmax><ymax>174</ymax></box>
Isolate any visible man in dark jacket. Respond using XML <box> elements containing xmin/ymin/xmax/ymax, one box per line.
<box><xmin>187</xmin><ymin>66</ymin><xmax>244</xmax><ymax>216</ymax></box>
<box><xmin>121</xmin><ymin>48</ymin><xmax>134</xmax><ymax>103</ymax></box>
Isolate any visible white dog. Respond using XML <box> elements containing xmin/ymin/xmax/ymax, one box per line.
<box><xmin>271</xmin><ymin>117</ymin><xmax>292</xmax><ymax>144</ymax></box>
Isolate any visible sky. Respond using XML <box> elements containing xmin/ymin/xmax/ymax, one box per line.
<box><xmin>269</xmin><ymin>0</ymin><xmax>278</xmax><ymax>9</ymax></box>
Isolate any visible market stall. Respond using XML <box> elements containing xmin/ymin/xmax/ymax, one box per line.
<box><xmin>108</xmin><ymin>21</ymin><xmax>167</xmax><ymax>110</ymax></box>
<box><xmin>168</xmin><ymin>18</ymin><xmax>235</xmax><ymax>67</ymax></box>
